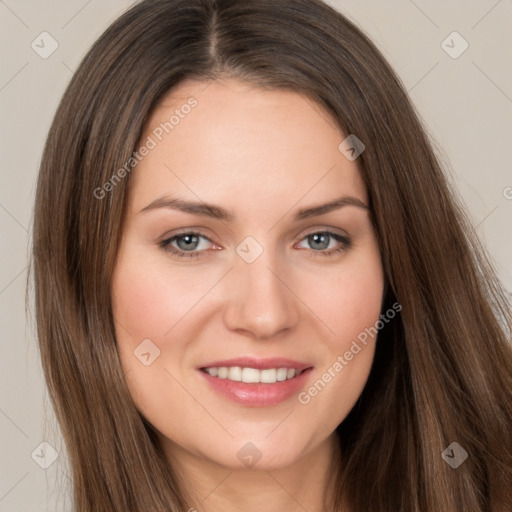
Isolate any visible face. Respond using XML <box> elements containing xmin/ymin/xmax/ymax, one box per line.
<box><xmin>111</xmin><ymin>78</ymin><xmax>385</xmax><ymax>471</ymax></box>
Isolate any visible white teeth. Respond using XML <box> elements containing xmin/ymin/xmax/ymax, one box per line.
<box><xmin>260</xmin><ymin>369</ymin><xmax>277</xmax><ymax>383</ymax></box>
<box><xmin>203</xmin><ymin>366</ymin><xmax>304</xmax><ymax>383</ymax></box>
<box><xmin>276</xmin><ymin>368</ymin><xmax>288</xmax><ymax>381</ymax></box>
<box><xmin>242</xmin><ymin>367</ymin><xmax>260</xmax><ymax>383</ymax></box>
<box><xmin>228</xmin><ymin>366</ymin><xmax>242</xmax><ymax>381</ymax></box>
<box><xmin>217</xmin><ymin>367</ymin><xmax>228</xmax><ymax>379</ymax></box>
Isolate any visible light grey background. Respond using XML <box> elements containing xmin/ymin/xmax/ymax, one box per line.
<box><xmin>1</xmin><ymin>1</ymin><xmax>511</xmax><ymax>510</ymax></box>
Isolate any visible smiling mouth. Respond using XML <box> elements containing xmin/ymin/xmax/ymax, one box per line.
<box><xmin>200</xmin><ymin>366</ymin><xmax>309</xmax><ymax>384</ymax></box>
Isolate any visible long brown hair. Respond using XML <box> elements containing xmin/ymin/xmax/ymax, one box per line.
<box><xmin>31</xmin><ymin>0</ymin><xmax>512</xmax><ymax>510</ymax></box>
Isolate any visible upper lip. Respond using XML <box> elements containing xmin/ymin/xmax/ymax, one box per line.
<box><xmin>199</xmin><ymin>357</ymin><xmax>313</xmax><ymax>371</ymax></box>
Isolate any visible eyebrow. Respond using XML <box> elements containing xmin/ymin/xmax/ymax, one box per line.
<box><xmin>139</xmin><ymin>195</ymin><xmax>369</xmax><ymax>221</ymax></box>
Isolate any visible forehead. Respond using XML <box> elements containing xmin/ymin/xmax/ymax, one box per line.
<box><xmin>127</xmin><ymin>78</ymin><xmax>367</xmax><ymax>214</ymax></box>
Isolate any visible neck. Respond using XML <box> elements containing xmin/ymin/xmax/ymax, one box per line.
<box><xmin>162</xmin><ymin>432</ymin><xmax>341</xmax><ymax>512</ymax></box>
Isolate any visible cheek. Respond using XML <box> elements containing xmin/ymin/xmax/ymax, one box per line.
<box><xmin>306</xmin><ymin>250</ymin><xmax>384</xmax><ymax>346</ymax></box>
<box><xmin>111</xmin><ymin>248</ymin><xmax>223</xmax><ymax>406</ymax></box>
<box><xmin>112</xmin><ymin>276</ymin><xmax>165</xmax><ymax>338</ymax></box>
<box><xmin>110</xmin><ymin>252</ymin><xmax>201</xmax><ymax>425</ymax></box>
<box><xmin>110</xmin><ymin>249</ymin><xmax>187</xmax><ymax>397</ymax></box>
<box><xmin>111</xmin><ymin>248</ymin><xmax>215</xmax><ymax>344</ymax></box>
<box><xmin>294</xmin><ymin>250</ymin><xmax>384</xmax><ymax>427</ymax></box>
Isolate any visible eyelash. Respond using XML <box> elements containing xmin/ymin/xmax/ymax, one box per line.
<box><xmin>158</xmin><ymin>230</ymin><xmax>351</xmax><ymax>259</ymax></box>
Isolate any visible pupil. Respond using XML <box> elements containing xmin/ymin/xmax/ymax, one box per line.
<box><xmin>177</xmin><ymin>234</ymin><xmax>199</xmax><ymax>251</ymax></box>
<box><xmin>310</xmin><ymin>233</ymin><xmax>329</xmax><ymax>250</ymax></box>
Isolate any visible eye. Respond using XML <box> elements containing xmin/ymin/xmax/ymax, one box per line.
<box><xmin>159</xmin><ymin>232</ymin><xmax>215</xmax><ymax>258</ymax></box>
<box><xmin>159</xmin><ymin>230</ymin><xmax>351</xmax><ymax>259</ymax></box>
<box><xmin>296</xmin><ymin>231</ymin><xmax>351</xmax><ymax>257</ymax></box>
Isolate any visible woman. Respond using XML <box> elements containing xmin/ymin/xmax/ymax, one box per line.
<box><xmin>31</xmin><ymin>0</ymin><xmax>512</xmax><ymax>510</ymax></box>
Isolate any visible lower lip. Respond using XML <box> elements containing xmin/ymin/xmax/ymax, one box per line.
<box><xmin>198</xmin><ymin>368</ymin><xmax>313</xmax><ymax>407</ymax></box>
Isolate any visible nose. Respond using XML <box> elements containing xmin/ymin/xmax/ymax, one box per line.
<box><xmin>223</xmin><ymin>251</ymin><xmax>300</xmax><ymax>340</ymax></box>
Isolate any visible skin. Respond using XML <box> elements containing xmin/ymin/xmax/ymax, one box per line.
<box><xmin>111</xmin><ymin>78</ymin><xmax>385</xmax><ymax>512</ymax></box>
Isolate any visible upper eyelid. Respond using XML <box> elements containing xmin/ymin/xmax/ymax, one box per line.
<box><xmin>159</xmin><ymin>228</ymin><xmax>211</xmax><ymax>242</ymax></box>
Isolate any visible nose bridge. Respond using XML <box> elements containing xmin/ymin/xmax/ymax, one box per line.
<box><xmin>223</xmin><ymin>241</ymin><xmax>300</xmax><ymax>338</ymax></box>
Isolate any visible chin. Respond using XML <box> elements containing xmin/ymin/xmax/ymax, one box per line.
<box><xmin>200</xmin><ymin>433</ymin><xmax>315</xmax><ymax>471</ymax></box>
